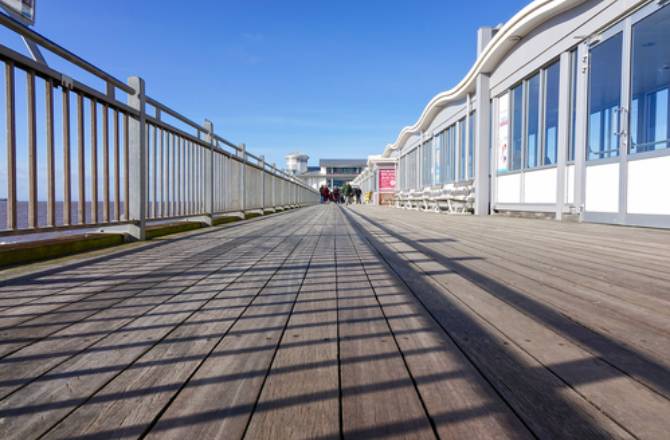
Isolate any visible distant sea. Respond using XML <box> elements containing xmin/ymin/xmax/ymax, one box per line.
<box><xmin>0</xmin><ymin>201</ymin><xmax>127</xmax><ymax>244</ymax></box>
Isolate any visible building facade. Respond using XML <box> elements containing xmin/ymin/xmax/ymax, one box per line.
<box><xmin>352</xmin><ymin>156</ymin><xmax>398</xmax><ymax>205</ymax></box>
<box><xmin>290</xmin><ymin>157</ymin><xmax>367</xmax><ymax>190</ymax></box>
<box><xmin>354</xmin><ymin>0</ymin><xmax>670</xmax><ymax>228</ymax></box>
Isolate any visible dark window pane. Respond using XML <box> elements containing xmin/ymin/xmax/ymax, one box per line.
<box><xmin>469</xmin><ymin>111</ymin><xmax>476</xmax><ymax>178</ymax></box>
<box><xmin>544</xmin><ymin>61</ymin><xmax>560</xmax><ymax>165</ymax></box>
<box><xmin>630</xmin><ymin>5</ymin><xmax>670</xmax><ymax>153</ymax></box>
<box><xmin>459</xmin><ymin>118</ymin><xmax>466</xmax><ymax>180</ymax></box>
<box><xmin>569</xmin><ymin>50</ymin><xmax>578</xmax><ymax>161</ymax></box>
<box><xmin>511</xmin><ymin>84</ymin><xmax>524</xmax><ymax>170</ymax></box>
<box><xmin>587</xmin><ymin>33</ymin><xmax>622</xmax><ymax>160</ymax></box>
<box><xmin>526</xmin><ymin>74</ymin><xmax>540</xmax><ymax>168</ymax></box>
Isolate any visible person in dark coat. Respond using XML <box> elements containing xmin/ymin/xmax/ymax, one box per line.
<box><xmin>332</xmin><ymin>187</ymin><xmax>340</xmax><ymax>204</ymax></box>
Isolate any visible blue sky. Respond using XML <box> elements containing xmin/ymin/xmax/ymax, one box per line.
<box><xmin>1</xmin><ymin>0</ymin><xmax>529</xmax><ymax>199</ymax></box>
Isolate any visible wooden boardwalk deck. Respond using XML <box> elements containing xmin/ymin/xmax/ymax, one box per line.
<box><xmin>0</xmin><ymin>204</ymin><xmax>668</xmax><ymax>439</ymax></box>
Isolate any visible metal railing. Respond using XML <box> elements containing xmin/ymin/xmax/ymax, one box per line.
<box><xmin>0</xmin><ymin>13</ymin><xmax>318</xmax><ymax>240</ymax></box>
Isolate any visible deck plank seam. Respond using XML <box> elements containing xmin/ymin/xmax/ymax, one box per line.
<box><xmin>0</xmin><ymin>219</ymin><xmax>285</xmax><ymax>365</ymax></box>
<box><xmin>341</xmin><ymin>208</ymin><xmax>540</xmax><ymax>439</ymax></box>
<box><xmin>360</xmin><ymin>211</ymin><xmax>670</xmax><ymax>404</ymax></box>
<box><xmin>33</xmin><ymin>210</ymin><xmax>321</xmax><ymax>439</ymax></box>
<box><xmin>239</xmin><ymin>214</ymin><xmax>326</xmax><ymax>439</ymax></box>
<box><xmin>0</xmin><ymin>217</ymin><xmax>300</xmax><ymax>405</ymax></box>
<box><xmin>135</xmin><ymin>208</ymin><xmax>325</xmax><ymax>439</ymax></box>
<box><xmin>338</xmin><ymin>208</ymin><xmax>440</xmax><ymax>440</ymax></box>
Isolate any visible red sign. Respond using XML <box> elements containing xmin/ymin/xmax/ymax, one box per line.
<box><xmin>378</xmin><ymin>168</ymin><xmax>396</xmax><ymax>191</ymax></box>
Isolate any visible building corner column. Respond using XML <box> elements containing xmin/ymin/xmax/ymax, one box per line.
<box><xmin>474</xmin><ymin>73</ymin><xmax>491</xmax><ymax>216</ymax></box>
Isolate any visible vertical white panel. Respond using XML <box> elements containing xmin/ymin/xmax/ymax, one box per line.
<box><xmin>585</xmin><ymin>162</ymin><xmax>619</xmax><ymax>212</ymax></box>
<box><xmin>496</xmin><ymin>173</ymin><xmax>521</xmax><ymax>203</ymax></box>
<box><xmin>627</xmin><ymin>156</ymin><xmax>670</xmax><ymax>215</ymax></box>
<box><xmin>524</xmin><ymin>168</ymin><xmax>557</xmax><ymax>204</ymax></box>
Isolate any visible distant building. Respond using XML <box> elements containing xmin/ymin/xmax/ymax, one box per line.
<box><xmin>286</xmin><ymin>157</ymin><xmax>367</xmax><ymax>190</ymax></box>
<box><xmin>285</xmin><ymin>152</ymin><xmax>310</xmax><ymax>176</ymax></box>
<box><xmin>319</xmin><ymin>159</ymin><xmax>366</xmax><ymax>189</ymax></box>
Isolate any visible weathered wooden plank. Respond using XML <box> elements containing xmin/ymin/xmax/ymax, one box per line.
<box><xmin>354</xmin><ymin>209</ymin><xmax>670</xmax><ymax>400</ymax></box>
<box><xmin>244</xmin><ymin>224</ymin><xmax>339</xmax><ymax>439</ymax></box>
<box><xmin>350</xmin><ymin>209</ymin><xmax>670</xmax><ymax>439</ymax></box>
<box><xmin>0</xmin><ymin>223</ymin><xmax>283</xmax><ymax>401</ymax></box>
<box><xmin>344</xmin><ymin>208</ymin><xmax>632</xmax><ymax>439</ymax></box>
<box><xmin>0</xmin><ymin>216</ymin><xmax>291</xmax><ymax>357</ymax></box>
<box><xmin>143</xmin><ymin>216</ymin><xmax>321</xmax><ymax>439</ymax></box>
<box><xmin>342</xmin><ymin>215</ymin><xmax>532</xmax><ymax>439</ymax></box>
<box><xmin>335</xmin><ymin>217</ymin><xmax>435</xmax><ymax>439</ymax></box>
<box><xmin>40</xmin><ymin>216</ymin><xmax>312</xmax><ymax>439</ymax></box>
<box><xmin>0</xmin><ymin>212</ymin><xmax>315</xmax><ymax>440</ymax></box>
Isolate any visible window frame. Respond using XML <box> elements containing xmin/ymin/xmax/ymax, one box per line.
<box><xmin>506</xmin><ymin>57</ymin><xmax>562</xmax><ymax>173</ymax></box>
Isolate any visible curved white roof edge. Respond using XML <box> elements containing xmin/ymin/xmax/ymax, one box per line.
<box><xmin>382</xmin><ymin>0</ymin><xmax>587</xmax><ymax>158</ymax></box>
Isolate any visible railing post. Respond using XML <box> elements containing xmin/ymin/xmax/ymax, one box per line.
<box><xmin>272</xmin><ymin>162</ymin><xmax>277</xmax><ymax>209</ymax></box>
<box><xmin>259</xmin><ymin>155</ymin><xmax>265</xmax><ymax>212</ymax></box>
<box><xmin>127</xmin><ymin>76</ymin><xmax>146</xmax><ymax>240</ymax></box>
<box><xmin>203</xmin><ymin>119</ymin><xmax>214</xmax><ymax>225</ymax></box>
<box><xmin>239</xmin><ymin>143</ymin><xmax>246</xmax><ymax>215</ymax></box>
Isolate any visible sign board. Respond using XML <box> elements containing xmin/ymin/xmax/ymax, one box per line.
<box><xmin>1</xmin><ymin>0</ymin><xmax>35</xmax><ymax>24</ymax></box>
<box><xmin>497</xmin><ymin>92</ymin><xmax>510</xmax><ymax>172</ymax></box>
<box><xmin>378</xmin><ymin>168</ymin><xmax>396</xmax><ymax>192</ymax></box>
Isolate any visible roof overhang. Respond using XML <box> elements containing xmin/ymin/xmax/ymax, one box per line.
<box><xmin>382</xmin><ymin>0</ymin><xmax>587</xmax><ymax>158</ymax></box>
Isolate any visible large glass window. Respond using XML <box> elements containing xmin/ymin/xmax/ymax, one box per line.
<box><xmin>587</xmin><ymin>33</ymin><xmax>622</xmax><ymax>160</ymax></box>
<box><xmin>526</xmin><ymin>73</ymin><xmax>541</xmax><ymax>168</ymax></box>
<box><xmin>458</xmin><ymin>118</ymin><xmax>466</xmax><ymax>180</ymax></box>
<box><xmin>568</xmin><ymin>49</ymin><xmax>578</xmax><ymax>161</ymax></box>
<box><xmin>544</xmin><ymin>62</ymin><xmax>560</xmax><ymax>165</ymax></box>
<box><xmin>445</xmin><ymin>127</ymin><xmax>452</xmax><ymax>182</ymax></box>
<box><xmin>630</xmin><ymin>5</ymin><xmax>670</xmax><ymax>153</ymax></box>
<box><xmin>408</xmin><ymin>149</ymin><xmax>417</xmax><ymax>188</ymax></box>
<box><xmin>422</xmin><ymin>140</ymin><xmax>432</xmax><ymax>186</ymax></box>
<box><xmin>468</xmin><ymin>111</ymin><xmax>476</xmax><ymax>179</ymax></box>
<box><xmin>449</xmin><ymin>125</ymin><xmax>457</xmax><ymax>182</ymax></box>
<box><xmin>511</xmin><ymin>84</ymin><xmax>524</xmax><ymax>170</ymax></box>
<box><xmin>438</xmin><ymin>130</ymin><xmax>447</xmax><ymax>184</ymax></box>
<box><xmin>433</xmin><ymin>137</ymin><xmax>441</xmax><ymax>184</ymax></box>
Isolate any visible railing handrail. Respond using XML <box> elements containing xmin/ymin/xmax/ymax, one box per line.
<box><xmin>0</xmin><ymin>13</ymin><xmax>318</xmax><ymax>239</ymax></box>
<box><xmin>0</xmin><ymin>10</ymin><xmax>315</xmax><ymax>191</ymax></box>
<box><xmin>0</xmin><ymin>11</ymin><xmax>134</xmax><ymax>94</ymax></box>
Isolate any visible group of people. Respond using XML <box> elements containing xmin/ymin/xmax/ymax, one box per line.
<box><xmin>319</xmin><ymin>183</ymin><xmax>362</xmax><ymax>205</ymax></box>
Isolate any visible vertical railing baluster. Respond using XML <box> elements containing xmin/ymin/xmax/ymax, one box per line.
<box><xmin>145</xmin><ymin>122</ymin><xmax>150</xmax><ymax>215</ymax></box>
<box><xmin>160</xmin><ymin>128</ymin><xmax>165</xmax><ymax>217</ymax></box>
<box><xmin>27</xmin><ymin>70</ymin><xmax>37</xmax><ymax>229</ymax></box>
<box><xmin>5</xmin><ymin>62</ymin><xmax>17</xmax><ymax>230</ymax></box>
<box><xmin>46</xmin><ymin>79</ymin><xmax>55</xmax><ymax>227</ymax></box>
<box><xmin>152</xmin><ymin>124</ymin><xmax>157</xmax><ymax>218</ymax></box>
<box><xmin>102</xmin><ymin>104</ymin><xmax>110</xmax><ymax>223</ymax></box>
<box><xmin>123</xmin><ymin>113</ymin><xmax>129</xmax><ymax>221</ymax></box>
<box><xmin>114</xmin><ymin>109</ymin><xmax>120</xmax><ymax>221</ymax></box>
<box><xmin>171</xmin><ymin>132</ymin><xmax>175</xmax><ymax>217</ymax></box>
<box><xmin>62</xmin><ymin>89</ymin><xmax>71</xmax><ymax>226</ymax></box>
<box><xmin>90</xmin><ymin>100</ymin><xmax>98</xmax><ymax>224</ymax></box>
<box><xmin>166</xmin><ymin>131</ymin><xmax>171</xmax><ymax>217</ymax></box>
<box><xmin>201</xmin><ymin>145</ymin><xmax>205</xmax><ymax>214</ymax></box>
<box><xmin>176</xmin><ymin>136</ymin><xmax>181</xmax><ymax>216</ymax></box>
<box><xmin>240</xmin><ymin>144</ymin><xmax>246</xmax><ymax>214</ymax></box>
<box><xmin>198</xmin><ymin>146</ymin><xmax>203</xmax><ymax>213</ymax></box>
<box><xmin>77</xmin><ymin>93</ymin><xmax>85</xmax><ymax>224</ymax></box>
<box><xmin>188</xmin><ymin>141</ymin><xmax>192</xmax><ymax>214</ymax></box>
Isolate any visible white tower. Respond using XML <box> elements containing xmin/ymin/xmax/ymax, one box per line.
<box><xmin>285</xmin><ymin>152</ymin><xmax>309</xmax><ymax>175</ymax></box>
